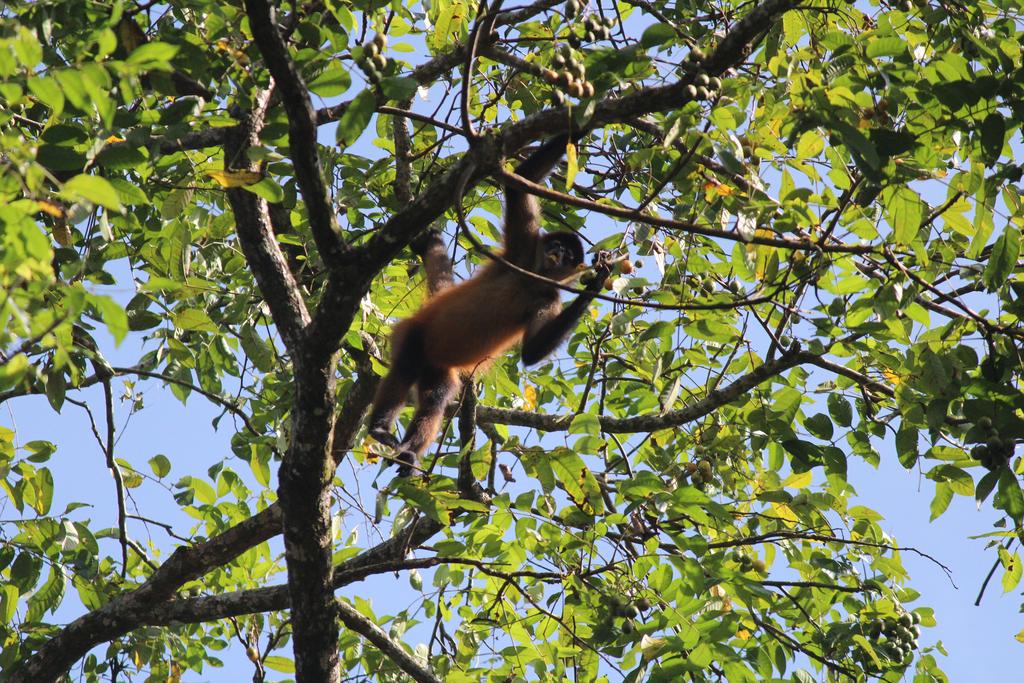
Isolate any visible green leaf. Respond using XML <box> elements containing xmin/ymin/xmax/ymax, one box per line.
<box><xmin>1000</xmin><ymin>548</ymin><xmax>1022</xmax><ymax>593</ymax></box>
<box><xmin>240</xmin><ymin>324</ymin><xmax>275</xmax><ymax>372</ymax></box>
<box><xmin>308</xmin><ymin>64</ymin><xmax>352</xmax><ymax>97</ymax></box>
<box><xmin>882</xmin><ymin>186</ymin><xmax>923</xmax><ymax>245</ymax></box>
<box><xmin>928</xmin><ymin>464</ymin><xmax>973</xmax><ymax>496</ymax></box>
<box><xmin>149</xmin><ymin>454</ymin><xmax>172</xmax><ymax>478</ymax></box>
<box><xmin>804</xmin><ymin>413</ymin><xmax>834</xmax><ymax>440</ymax></box>
<box><xmin>0</xmin><ymin>584</ymin><xmax>18</xmax><ymax>624</ymax></box>
<box><xmin>62</xmin><ymin>175</ymin><xmax>124</xmax><ymax>212</ymax></box>
<box><xmin>0</xmin><ymin>354</ymin><xmax>30</xmax><ymax>391</ymax></box>
<box><xmin>245</xmin><ymin>177</ymin><xmax>285</xmax><ymax>203</ymax></box>
<box><xmin>976</xmin><ymin>469</ymin><xmax>1000</xmax><ymax>505</ymax></box>
<box><xmin>568</xmin><ymin>412</ymin><xmax>601</xmax><ymax>437</ymax></box>
<box><xmin>983</xmin><ymin>227</ymin><xmax>1020</xmax><ymax>292</ymax></box>
<box><xmin>980</xmin><ymin>112</ymin><xmax>1006</xmax><ymax>166</ymax></box>
<box><xmin>160</xmin><ymin>188</ymin><xmax>193</xmax><ymax>220</ymax></box>
<box><xmin>27</xmin><ymin>76</ymin><xmax>64</xmax><ymax>117</ymax></box>
<box><xmin>45</xmin><ymin>368</ymin><xmax>66</xmax><ymax>412</ymax></box>
<box><xmin>126</xmin><ymin>42</ymin><xmax>179</xmax><ymax>69</ymax></box>
<box><xmin>31</xmin><ymin>468</ymin><xmax>54</xmax><ymax>515</ymax></box>
<box><xmin>995</xmin><ymin>470</ymin><xmax>1024</xmax><ymax>523</ymax></box>
<box><xmin>866</xmin><ymin>36</ymin><xmax>908</xmax><ymax>59</ymax></box>
<box><xmin>929</xmin><ymin>481</ymin><xmax>952</xmax><ymax>521</ymax></box>
<box><xmin>827</xmin><ymin>394</ymin><xmax>853</xmax><ymax>427</ymax></box>
<box><xmin>550</xmin><ymin>449</ymin><xmax>603</xmax><ymax>514</ymax></box>
<box><xmin>173</xmin><ymin>308</ymin><xmax>217</xmax><ymax>333</ymax></box>
<box><xmin>264</xmin><ymin>656</ymin><xmax>295</xmax><ymax>673</ymax></box>
<box><xmin>95</xmin><ymin>144</ymin><xmax>148</xmax><ymax>171</ymax></box>
<box><xmin>189</xmin><ymin>477</ymin><xmax>217</xmax><ymax>505</ymax></box>
<box><xmin>832</xmin><ymin>121</ymin><xmax>880</xmax><ymax>174</ymax></box>
<box><xmin>380</xmin><ymin>76</ymin><xmax>419</xmax><ymax>101</ymax></box>
<box><xmin>87</xmin><ymin>294</ymin><xmax>129</xmax><ymax>345</ymax></box>
<box><xmin>640</xmin><ymin>23</ymin><xmax>675</xmax><ymax>49</ymax></box>
<box><xmin>336</xmin><ymin>90</ymin><xmax>377</xmax><ymax>149</ymax></box>
<box><xmin>109</xmin><ymin>178</ymin><xmax>150</xmax><ymax>206</ymax></box>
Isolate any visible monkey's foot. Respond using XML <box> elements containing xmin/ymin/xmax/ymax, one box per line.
<box><xmin>369</xmin><ymin>427</ymin><xmax>400</xmax><ymax>448</ymax></box>
<box><xmin>395</xmin><ymin>450</ymin><xmax>420</xmax><ymax>478</ymax></box>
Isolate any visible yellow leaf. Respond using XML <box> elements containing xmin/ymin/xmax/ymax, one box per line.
<box><xmin>703</xmin><ymin>181</ymin><xmax>733</xmax><ymax>198</ymax></box>
<box><xmin>105</xmin><ymin>134</ymin><xmax>125</xmax><ymax>143</ymax></box>
<box><xmin>882</xmin><ymin>368</ymin><xmax>902</xmax><ymax>385</ymax></box>
<box><xmin>205</xmin><ymin>169</ymin><xmax>263</xmax><ymax>187</ymax></box>
<box><xmin>1015</xmin><ymin>628</ymin><xmax>1024</xmax><ymax>644</ymax></box>
<box><xmin>37</xmin><ymin>199</ymin><xmax>65</xmax><ymax>218</ymax></box>
<box><xmin>736</xmin><ymin>628</ymin><xmax>751</xmax><ymax>640</ymax></box>
<box><xmin>565</xmin><ymin>142</ymin><xmax>578</xmax><ymax>190</ymax></box>
<box><xmin>769</xmin><ymin>502</ymin><xmax>799</xmax><ymax>527</ymax></box>
<box><xmin>522</xmin><ymin>384</ymin><xmax>537</xmax><ymax>411</ymax></box>
<box><xmin>782</xmin><ymin>470</ymin><xmax>812</xmax><ymax>489</ymax></box>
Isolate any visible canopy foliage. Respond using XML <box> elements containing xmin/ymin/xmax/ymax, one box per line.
<box><xmin>2</xmin><ymin>0</ymin><xmax>1024</xmax><ymax>680</ymax></box>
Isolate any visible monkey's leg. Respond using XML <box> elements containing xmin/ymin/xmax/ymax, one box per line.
<box><xmin>395</xmin><ymin>366</ymin><xmax>458</xmax><ymax>476</ymax></box>
<box><xmin>368</xmin><ymin>326</ymin><xmax>422</xmax><ymax>447</ymax></box>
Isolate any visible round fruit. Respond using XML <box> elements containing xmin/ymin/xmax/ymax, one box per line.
<box><xmin>978</xmin><ymin>416</ymin><xmax>993</xmax><ymax>430</ymax></box>
<box><xmin>751</xmin><ymin>559</ymin><xmax>766</xmax><ymax>573</ymax></box>
<box><xmin>581</xmin><ymin>81</ymin><xmax>595</xmax><ymax>98</ymax></box>
<box><xmin>636</xmin><ymin>597</ymin><xmax>652</xmax><ymax>611</ymax></box>
<box><xmin>620</xmin><ymin>259</ymin><xmax>635</xmax><ymax>274</ymax></box>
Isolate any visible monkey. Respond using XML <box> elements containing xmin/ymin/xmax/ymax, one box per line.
<box><xmin>368</xmin><ymin>134</ymin><xmax>611</xmax><ymax>476</ymax></box>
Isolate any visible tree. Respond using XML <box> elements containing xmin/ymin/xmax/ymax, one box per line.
<box><xmin>1</xmin><ymin>0</ymin><xmax>1023</xmax><ymax>679</ymax></box>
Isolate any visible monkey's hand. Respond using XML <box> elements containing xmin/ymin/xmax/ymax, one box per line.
<box><xmin>585</xmin><ymin>250</ymin><xmax>613</xmax><ymax>290</ymax></box>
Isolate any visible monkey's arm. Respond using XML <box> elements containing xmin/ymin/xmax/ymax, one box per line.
<box><xmin>503</xmin><ymin>135</ymin><xmax>572</xmax><ymax>263</ymax></box>
<box><xmin>520</xmin><ymin>258</ymin><xmax>610</xmax><ymax>366</ymax></box>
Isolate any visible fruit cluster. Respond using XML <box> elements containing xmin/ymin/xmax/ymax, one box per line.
<box><xmin>854</xmin><ymin>612</ymin><xmax>921</xmax><ymax>670</ymax></box>
<box><xmin>682</xmin><ymin>458</ymin><xmax>715</xmax><ymax>489</ymax></box>
<box><xmin>605</xmin><ymin>594</ymin><xmax>652</xmax><ymax>635</ymax></box>
<box><xmin>544</xmin><ymin>45</ymin><xmax>595</xmax><ymax>102</ymax></box>
<box><xmin>564</xmin><ymin>0</ymin><xmax>615</xmax><ymax>40</ymax></box>
<box><xmin>355</xmin><ymin>33</ymin><xmax>388</xmax><ymax>83</ymax></box>
<box><xmin>681</xmin><ymin>48</ymin><xmax>721</xmax><ymax>101</ymax></box>
<box><xmin>969</xmin><ymin>416</ymin><xmax>1014</xmax><ymax>471</ymax></box>
<box><xmin>730</xmin><ymin>550</ymin><xmax>766</xmax><ymax>574</ymax></box>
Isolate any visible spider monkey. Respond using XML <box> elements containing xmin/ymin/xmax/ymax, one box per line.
<box><xmin>368</xmin><ymin>134</ymin><xmax>611</xmax><ymax>476</ymax></box>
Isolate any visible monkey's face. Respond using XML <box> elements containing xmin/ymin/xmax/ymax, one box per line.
<box><xmin>540</xmin><ymin>232</ymin><xmax>585</xmax><ymax>281</ymax></box>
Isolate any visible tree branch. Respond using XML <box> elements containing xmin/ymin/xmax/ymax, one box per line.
<box><xmin>244</xmin><ymin>0</ymin><xmax>347</xmax><ymax>267</ymax></box>
<box><xmin>224</xmin><ymin>90</ymin><xmax>311</xmax><ymax>352</ymax></box>
<box><xmin>336</xmin><ymin>599</ymin><xmax>441</xmax><ymax>683</ymax></box>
